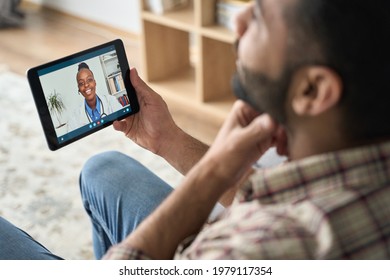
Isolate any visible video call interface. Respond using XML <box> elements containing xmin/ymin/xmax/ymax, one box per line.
<box><xmin>37</xmin><ymin>45</ymin><xmax>132</xmax><ymax>144</ymax></box>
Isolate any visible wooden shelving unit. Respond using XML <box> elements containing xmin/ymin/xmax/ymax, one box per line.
<box><xmin>139</xmin><ymin>0</ymin><xmax>238</xmax><ymax>143</ymax></box>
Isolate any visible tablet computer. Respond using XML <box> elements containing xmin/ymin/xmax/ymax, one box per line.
<box><xmin>27</xmin><ymin>39</ymin><xmax>139</xmax><ymax>151</ymax></box>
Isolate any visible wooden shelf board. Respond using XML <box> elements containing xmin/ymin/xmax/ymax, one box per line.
<box><xmin>147</xmin><ymin>69</ymin><xmax>235</xmax><ymax>123</ymax></box>
<box><xmin>165</xmin><ymin>95</ymin><xmax>234</xmax><ymax>126</ymax></box>
<box><xmin>164</xmin><ymin>94</ymin><xmax>234</xmax><ymax>125</ymax></box>
<box><xmin>201</xmin><ymin>25</ymin><xmax>236</xmax><ymax>44</ymax></box>
<box><xmin>142</xmin><ymin>8</ymin><xmax>195</xmax><ymax>32</ymax></box>
<box><xmin>206</xmin><ymin>97</ymin><xmax>235</xmax><ymax>112</ymax></box>
<box><xmin>148</xmin><ymin>67</ymin><xmax>197</xmax><ymax>102</ymax></box>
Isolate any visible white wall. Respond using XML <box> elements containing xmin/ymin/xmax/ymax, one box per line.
<box><xmin>27</xmin><ymin>0</ymin><xmax>141</xmax><ymax>34</ymax></box>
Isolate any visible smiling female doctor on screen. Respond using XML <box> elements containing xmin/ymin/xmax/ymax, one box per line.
<box><xmin>66</xmin><ymin>62</ymin><xmax>123</xmax><ymax>132</ymax></box>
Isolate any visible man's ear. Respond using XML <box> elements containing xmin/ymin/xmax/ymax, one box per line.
<box><xmin>292</xmin><ymin>67</ymin><xmax>342</xmax><ymax>116</ymax></box>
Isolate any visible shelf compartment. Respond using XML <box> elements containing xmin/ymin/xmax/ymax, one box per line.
<box><xmin>142</xmin><ymin>21</ymin><xmax>191</xmax><ymax>82</ymax></box>
<box><xmin>148</xmin><ymin>67</ymin><xmax>197</xmax><ymax>104</ymax></box>
<box><xmin>199</xmin><ymin>36</ymin><xmax>236</xmax><ymax>103</ymax></box>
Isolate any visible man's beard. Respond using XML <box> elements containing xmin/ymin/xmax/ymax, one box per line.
<box><xmin>232</xmin><ymin>65</ymin><xmax>294</xmax><ymax>125</ymax></box>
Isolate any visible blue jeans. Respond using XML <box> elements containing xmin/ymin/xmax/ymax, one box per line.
<box><xmin>79</xmin><ymin>151</ymin><xmax>173</xmax><ymax>259</ymax></box>
<box><xmin>0</xmin><ymin>151</ymin><xmax>173</xmax><ymax>260</ymax></box>
<box><xmin>0</xmin><ymin>216</ymin><xmax>63</xmax><ymax>260</ymax></box>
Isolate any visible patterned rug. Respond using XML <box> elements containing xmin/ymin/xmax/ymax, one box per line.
<box><xmin>0</xmin><ymin>68</ymin><xmax>183</xmax><ymax>259</ymax></box>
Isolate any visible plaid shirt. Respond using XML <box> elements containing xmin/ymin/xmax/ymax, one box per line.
<box><xmin>104</xmin><ymin>141</ymin><xmax>390</xmax><ymax>260</ymax></box>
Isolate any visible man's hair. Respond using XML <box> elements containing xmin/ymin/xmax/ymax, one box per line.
<box><xmin>285</xmin><ymin>0</ymin><xmax>390</xmax><ymax>140</ymax></box>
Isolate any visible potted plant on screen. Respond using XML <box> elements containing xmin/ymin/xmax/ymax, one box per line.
<box><xmin>47</xmin><ymin>90</ymin><xmax>66</xmax><ymax>129</ymax></box>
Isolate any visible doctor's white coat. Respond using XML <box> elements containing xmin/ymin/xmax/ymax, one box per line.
<box><xmin>66</xmin><ymin>93</ymin><xmax>123</xmax><ymax>133</ymax></box>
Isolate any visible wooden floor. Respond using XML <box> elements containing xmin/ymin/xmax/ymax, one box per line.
<box><xmin>0</xmin><ymin>4</ymin><xmax>141</xmax><ymax>74</ymax></box>
<box><xmin>0</xmin><ymin>3</ymin><xmax>219</xmax><ymax>144</ymax></box>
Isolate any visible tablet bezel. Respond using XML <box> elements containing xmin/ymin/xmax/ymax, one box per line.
<box><xmin>27</xmin><ymin>39</ymin><xmax>139</xmax><ymax>151</ymax></box>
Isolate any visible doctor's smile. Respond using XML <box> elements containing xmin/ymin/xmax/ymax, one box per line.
<box><xmin>77</xmin><ymin>71</ymin><xmax>97</xmax><ymax>107</ymax></box>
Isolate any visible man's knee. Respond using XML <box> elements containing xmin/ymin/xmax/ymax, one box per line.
<box><xmin>81</xmin><ymin>151</ymin><xmax>125</xmax><ymax>177</ymax></box>
<box><xmin>79</xmin><ymin>151</ymin><xmax>151</xmax><ymax>195</ymax></box>
<box><xmin>80</xmin><ymin>151</ymin><xmax>129</xmax><ymax>195</ymax></box>
<box><xmin>79</xmin><ymin>150</ymin><xmax>173</xmax><ymax>206</ymax></box>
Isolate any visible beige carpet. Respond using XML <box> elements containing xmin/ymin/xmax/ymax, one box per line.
<box><xmin>0</xmin><ymin>67</ymin><xmax>183</xmax><ymax>259</ymax></box>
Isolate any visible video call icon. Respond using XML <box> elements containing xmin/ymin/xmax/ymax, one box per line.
<box><xmin>89</xmin><ymin>119</ymin><xmax>105</xmax><ymax>130</ymax></box>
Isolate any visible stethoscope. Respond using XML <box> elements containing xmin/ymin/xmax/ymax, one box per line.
<box><xmin>84</xmin><ymin>95</ymin><xmax>107</xmax><ymax>123</ymax></box>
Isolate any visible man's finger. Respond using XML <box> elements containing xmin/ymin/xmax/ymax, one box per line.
<box><xmin>113</xmin><ymin>120</ymin><xmax>125</xmax><ymax>132</ymax></box>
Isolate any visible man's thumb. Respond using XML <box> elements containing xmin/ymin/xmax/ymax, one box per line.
<box><xmin>252</xmin><ymin>114</ymin><xmax>276</xmax><ymax>135</ymax></box>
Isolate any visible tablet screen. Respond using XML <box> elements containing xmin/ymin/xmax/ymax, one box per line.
<box><xmin>28</xmin><ymin>39</ymin><xmax>139</xmax><ymax>150</ymax></box>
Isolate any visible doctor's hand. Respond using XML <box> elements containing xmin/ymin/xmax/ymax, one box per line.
<box><xmin>113</xmin><ymin>68</ymin><xmax>180</xmax><ymax>155</ymax></box>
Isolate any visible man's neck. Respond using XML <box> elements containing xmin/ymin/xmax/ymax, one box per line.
<box><xmin>288</xmin><ymin>131</ymin><xmax>390</xmax><ymax>160</ymax></box>
<box><xmin>286</xmin><ymin>116</ymin><xmax>350</xmax><ymax>160</ymax></box>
